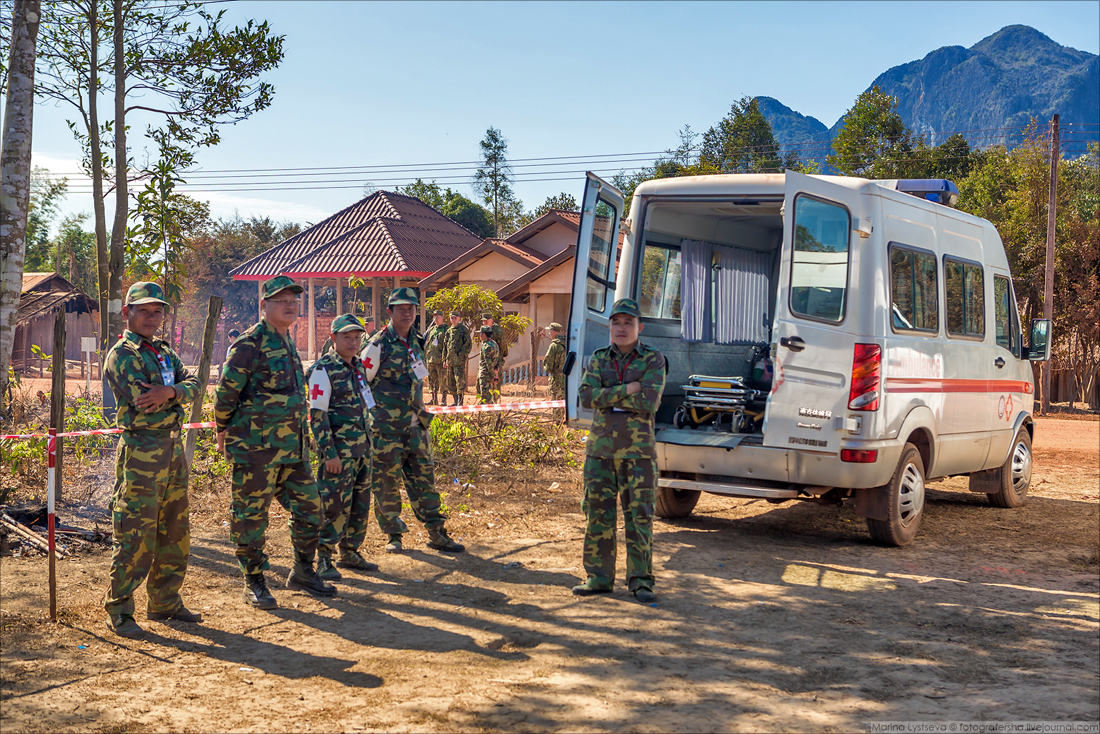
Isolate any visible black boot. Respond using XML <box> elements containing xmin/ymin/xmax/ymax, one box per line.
<box><xmin>286</xmin><ymin>551</ymin><xmax>337</xmax><ymax>597</ymax></box>
<box><xmin>244</xmin><ymin>573</ymin><xmax>277</xmax><ymax>609</ymax></box>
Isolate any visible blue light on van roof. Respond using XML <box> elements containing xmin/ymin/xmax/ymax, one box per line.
<box><xmin>895</xmin><ymin>179</ymin><xmax>959</xmax><ymax>207</ymax></box>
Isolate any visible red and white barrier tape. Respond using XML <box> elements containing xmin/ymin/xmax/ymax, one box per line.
<box><xmin>427</xmin><ymin>400</ymin><xmax>564</xmax><ymax>415</ymax></box>
<box><xmin>1</xmin><ymin>421</ymin><xmax>217</xmax><ymax>440</ymax></box>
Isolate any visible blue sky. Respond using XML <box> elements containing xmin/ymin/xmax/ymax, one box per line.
<box><xmin>27</xmin><ymin>0</ymin><xmax>1100</xmax><ymax>232</ymax></box>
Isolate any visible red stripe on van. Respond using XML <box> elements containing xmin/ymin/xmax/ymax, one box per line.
<box><xmin>885</xmin><ymin>379</ymin><xmax>1033</xmax><ymax>394</ymax></box>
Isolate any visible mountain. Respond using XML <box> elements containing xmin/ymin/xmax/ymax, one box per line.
<box><xmin>761</xmin><ymin>25</ymin><xmax>1099</xmax><ymax>161</ymax></box>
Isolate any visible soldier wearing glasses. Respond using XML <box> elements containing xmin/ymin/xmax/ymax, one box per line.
<box><xmin>215</xmin><ymin>275</ymin><xmax>334</xmax><ymax>609</ymax></box>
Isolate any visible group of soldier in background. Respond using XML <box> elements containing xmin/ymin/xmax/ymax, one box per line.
<box><xmin>100</xmin><ymin>276</ymin><xmax>588</xmax><ymax>639</ymax></box>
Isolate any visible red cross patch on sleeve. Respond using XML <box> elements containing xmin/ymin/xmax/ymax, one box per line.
<box><xmin>309</xmin><ymin>366</ymin><xmax>331</xmax><ymax>411</ymax></box>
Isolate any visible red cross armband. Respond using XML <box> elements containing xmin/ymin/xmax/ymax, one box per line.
<box><xmin>360</xmin><ymin>341</ymin><xmax>382</xmax><ymax>382</ymax></box>
<box><xmin>309</xmin><ymin>366</ymin><xmax>331</xmax><ymax>412</ymax></box>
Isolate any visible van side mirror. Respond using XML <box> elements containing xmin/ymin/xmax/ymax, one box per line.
<box><xmin>1026</xmin><ymin>319</ymin><xmax>1051</xmax><ymax>362</ymax></box>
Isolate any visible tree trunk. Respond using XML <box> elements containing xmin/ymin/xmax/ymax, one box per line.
<box><xmin>108</xmin><ymin>0</ymin><xmax>127</xmax><ymax>346</ymax></box>
<box><xmin>0</xmin><ymin>0</ymin><xmax>42</xmax><ymax>411</ymax></box>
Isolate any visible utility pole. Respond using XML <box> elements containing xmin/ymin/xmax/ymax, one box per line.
<box><xmin>1040</xmin><ymin>114</ymin><xmax>1059</xmax><ymax>414</ymax></box>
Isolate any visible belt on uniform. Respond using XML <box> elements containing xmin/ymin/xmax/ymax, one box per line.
<box><xmin>123</xmin><ymin>427</ymin><xmax>181</xmax><ymax>439</ymax></box>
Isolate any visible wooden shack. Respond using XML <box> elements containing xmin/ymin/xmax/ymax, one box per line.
<box><xmin>14</xmin><ymin>272</ymin><xmax>100</xmax><ymax>373</ymax></box>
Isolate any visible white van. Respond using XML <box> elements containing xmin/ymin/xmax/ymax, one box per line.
<box><xmin>565</xmin><ymin>171</ymin><xmax>1052</xmax><ymax>546</ymax></box>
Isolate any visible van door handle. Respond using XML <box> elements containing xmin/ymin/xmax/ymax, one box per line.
<box><xmin>995</xmin><ymin>357</ymin><xmax>1005</xmax><ymax>369</ymax></box>
<box><xmin>780</xmin><ymin>336</ymin><xmax>806</xmax><ymax>352</ymax></box>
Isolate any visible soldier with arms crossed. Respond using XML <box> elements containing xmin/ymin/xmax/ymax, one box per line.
<box><xmin>572</xmin><ymin>298</ymin><xmax>666</xmax><ymax>603</ymax></box>
<box><xmin>103</xmin><ymin>282</ymin><xmax>202</xmax><ymax>638</ymax></box>
<box><xmin>308</xmin><ymin>314</ymin><xmax>379</xmax><ymax>580</ymax></box>
<box><xmin>362</xmin><ymin>288</ymin><xmax>465</xmax><ymax>554</ymax></box>
<box><xmin>215</xmin><ymin>275</ymin><xmax>334</xmax><ymax>609</ymax></box>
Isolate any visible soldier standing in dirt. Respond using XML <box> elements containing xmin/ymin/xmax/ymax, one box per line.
<box><xmin>215</xmin><ymin>275</ymin><xmax>335</xmax><ymax>609</ymax></box>
<box><xmin>103</xmin><ymin>281</ymin><xmax>203</xmax><ymax>638</ymax></box>
<box><xmin>572</xmin><ymin>298</ymin><xmax>666</xmax><ymax>603</ymax></box>
<box><xmin>443</xmin><ymin>311</ymin><xmax>472</xmax><ymax>406</ymax></box>
<box><xmin>481</xmin><ymin>312</ymin><xmax>507</xmax><ymax>363</ymax></box>
<box><xmin>476</xmin><ymin>326</ymin><xmax>500</xmax><ymax>404</ymax></box>
<box><xmin>307</xmin><ymin>314</ymin><xmax>378</xmax><ymax>581</ymax></box>
<box><xmin>361</xmin><ymin>288</ymin><xmax>465</xmax><ymax>554</ymax></box>
<box><xmin>542</xmin><ymin>322</ymin><xmax>567</xmax><ymax>422</ymax></box>
<box><xmin>423</xmin><ymin>311</ymin><xmax>449</xmax><ymax>405</ymax></box>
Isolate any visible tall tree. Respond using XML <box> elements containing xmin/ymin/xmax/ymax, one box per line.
<box><xmin>398</xmin><ymin>179</ymin><xmax>494</xmax><ymax>238</ymax></box>
<box><xmin>0</xmin><ymin>0</ymin><xmax>42</xmax><ymax>407</ymax></box>
<box><xmin>533</xmin><ymin>193</ymin><xmax>578</xmax><ymax>218</ymax></box>
<box><xmin>24</xmin><ymin>167</ymin><xmax>70</xmax><ymax>272</ymax></box>
<box><xmin>828</xmin><ymin>87</ymin><xmax>915</xmax><ymax>178</ymax></box>
<box><xmin>472</xmin><ymin>127</ymin><xmax>516</xmax><ymax>237</ymax></box>
<box><xmin>34</xmin><ymin>0</ymin><xmax>284</xmax><ymax>354</ymax></box>
<box><xmin>698</xmin><ymin>97</ymin><xmax>783</xmax><ymax>174</ymax></box>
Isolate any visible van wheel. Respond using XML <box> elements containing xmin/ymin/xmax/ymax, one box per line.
<box><xmin>866</xmin><ymin>443</ymin><xmax>925</xmax><ymax>547</ymax></box>
<box><xmin>656</xmin><ymin>486</ymin><xmax>701</xmax><ymax>518</ymax></box>
<box><xmin>988</xmin><ymin>429</ymin><xmax>1032</xmax><ymax>508</ymax></box>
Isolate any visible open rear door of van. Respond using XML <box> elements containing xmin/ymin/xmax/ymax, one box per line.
<box><xmin>566</xmin><ymin>172</ymin><xmax>625</xmax><ymax>428</ymax></box>
<box><xmin>763</xmin><ymin>171</ymin><xmax>866</xmax><ymax>454</ymax></box>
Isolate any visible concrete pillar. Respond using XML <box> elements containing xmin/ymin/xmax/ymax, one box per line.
<box><xmin>336</xmin><ymin>277</ymin><xmax>343</xmax><ymax>316</ymax></box>
<box><xmin>308</xmin><ymin>278</ymin><xmax>316</xmax><ymax>359</ymax></box>
<box><xmin>258</xmin><ymin>281</ymin><xmax>263</xmax><ymax>321</ymax></box>
<box><xmin>371</xmin><ymin>277</ymin><xmax>380</xmax><ymax>322</ymax></box>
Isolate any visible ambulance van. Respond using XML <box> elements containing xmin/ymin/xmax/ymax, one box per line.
<box><xmin>565</xmin><ymin>171</ymin><xmax>1051</xmax><ymax>546</ymax></box>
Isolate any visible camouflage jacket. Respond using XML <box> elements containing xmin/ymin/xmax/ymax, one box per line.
<box><xmin>491</xmin><ymin>324</ymin><xmax>508</xmax><ymax>359</ymax></box>
<box><xmin>214</xmin><ymin>319</ymin><xmax>309</xmax><ymax>465</ymax></box>
<box><xmin>366</xmin><ymin>323</ymin><xmax>431</xmax><ymax>435</ymax></box>
<box><xmin>479</xmin><ymin>339</ymin><xmax>500</xmax><ymax>376</ymax></box>
<box><xmin>543</xmin><ymin>336</ymin><xmax>566</xmax><ymax>376</ymax></box>
<box><xmin>443</xmin><ymin>323</ymin><xmax>472</xmax><ymax>364</ymax></box>
<box><xmin>307</xmin><ymin>351</ymin><xmax>371</xmax><ymax>462</ymax></box>
<box><xmin>423</xmin><ymin>323</ymin><xmax>448</xmax><ymax>364</ymax></box>
<box><xmin>578</xmin><ymin>341</ymin><xmax>666</xmax><ymax>460</ymax></box>
<box><xmin>104</xmin><ymin>330</ymin><xmax>200</xmax><ymax>444</ymax></box>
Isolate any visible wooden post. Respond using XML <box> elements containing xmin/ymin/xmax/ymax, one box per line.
<box><xmin>50</xmin><ymin>307</ymin><xmax>66</xmax><ymax>504</ymax></box>
<box><xmin>371</xmin><ymin>277</ymin><xmax>380</xmax><ymax>323</ymax></box>
<box><xmin>185</xmin><ymin>296</ymin><xmax>223</xmax><ymax>467</ymax></box>
<box><xmin>1040</xmin><ymin>114</ymin><xmax>1059</xmax><ymax>414</ymax></box>
<box><xmin>258</xmin><ymin>281</ymin><xmax>263</xmax><ymax>321</ymax></box>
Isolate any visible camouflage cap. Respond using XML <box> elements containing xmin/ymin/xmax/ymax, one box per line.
<box><xmin>481</xmin><ymin>312</ymin><xmax>493</xmax><ymax>320</ymax></box>
<box><xmin>432</xmin><ymin>310</ymin><xmax>445</xmax><ymax>317</ymax></box>
<box><xmin>330</xmin><ymin>314</ymin><xmax>365</xmax><ymax>333</ymax></box>
<box><xmin>261</xmin><ymin>275</ymin><xmax>303</xmax><ymax>300</ymax></box>
<box><xmin>610</xmin><ymin>298</ymin><xmax>642</xmax><ymax>319</ymax></box>
<box><xmin>449</xmin><ymin>311</ymin><xmax>461</xmax><ymax>318</ymax></box>
<box><xmin>125</xmin><ymin>281</ymin><xmax>170</xmax><ymax>307</ymax></box>
<box><xmin>387</xmin><ymin>287</ymin><xmax>419</xmax><ymax>306</ymax></box>
<box><xmin>480</xmin><ymin>325</ymin><xmax>493</xmax><ymax>335</ymax></box>
<box><xmin>548</xmin><ymin>322</ymin><xmax>564</xmax><ymax>331</ymax></box>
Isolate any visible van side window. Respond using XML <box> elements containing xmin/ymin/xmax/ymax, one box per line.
<box><xmin>945</xmin><ymin>258</ymin><xmax>985</xmax><ymax>338</ymax></box>
<box><xmin>993</xmin><ymin>275</ymin><xmax>1016</xmax><ymax>351</ymax></box>
<box><xmin>790</xmin><ymin>196</ymin><xmax>850</xmax><ymax>323</ymax></box>
<box><xmin>638</xmin><ymin>243</ymin><xmax>682</xmax><ymax>320</ymax></box>
<box><xmin>889</xmin><ymin>245</ymin><xmax>938</xmax><ymax>333</ymax></box>
<box><xmin>584</xmin><ymin>197</ymin><xmax>619</xmax><ymax>312</ymax></box>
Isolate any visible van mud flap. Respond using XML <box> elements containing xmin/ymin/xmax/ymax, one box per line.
<box><xmin>853</xmin><ymin>487</ymin><xmax>890</xmax><ymax>522</ymax></box>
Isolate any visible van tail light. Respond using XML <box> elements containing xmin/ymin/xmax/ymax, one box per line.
<box><xmin>848</xmin><ymin>344</ymin><xmax>881</xmax><ymax>411</ymax></box>
<box><xmin>841</xmin><ymin>449</ymin><xmax>879</xmax><ymax>463</ymax></box>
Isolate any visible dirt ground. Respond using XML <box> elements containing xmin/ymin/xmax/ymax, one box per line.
<box><xmin>1</xmin><ymin>417</ymin><xmax>1097</xmax><ymax>733</ymax></box>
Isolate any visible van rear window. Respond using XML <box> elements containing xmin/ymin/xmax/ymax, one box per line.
<box><xmin>638</xmin><ymin>244</ymin><xmax>682</xmax><ymax>320</ymax></box>
<box><xmin>889</xmin><ymin>245</ymin><xmax>938</xmax><ymax>333</ymax></box>
<box><xmin>790</xmin><ymin>196</ymin><xmax>850</xmax><ymax>323</ymax></box>
<box><xmin>945</xmin><ymin>258</ymin><xmax>985</xmax><ymax>338</ymax></box>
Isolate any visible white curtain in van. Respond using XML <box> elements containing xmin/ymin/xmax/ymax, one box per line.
<box><xmin>680</xmin><ymin>239</ymin><xmax>712</xmax><ymax>342</ymax></box>
<box><xmin>713</xmin><ymin>244</ymin><xmax>771</xmax><ymax>344</ymax></box>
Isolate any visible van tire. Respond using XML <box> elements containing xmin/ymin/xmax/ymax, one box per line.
<box><xmin>656</xmin><ymin>486</ymin><xmax>701</xmax><ymax>518</ymax></box>
<box><xmin>866</xmin><ymin>443</ymin><xmax>926</xmax><ymax>547</ymax></box>
<box><xmin>988</xmin><ymin>429</ymin><xmax>1032</xmax><ymax>508</ymax></box>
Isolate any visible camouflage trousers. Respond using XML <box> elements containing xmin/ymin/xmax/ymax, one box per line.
<box><xmin>318</xmin><ymin>454</ymin><xmax>372</xmax><ymax>559</ymax></box>
<box><xmin>230</xmin><ymin>460</ymin><xmax>322</xmax><ymax>575</ymax></box>
<box><xmin>105</xmin><ymin>433</ymin><xmax>190</xmax><ymax>617</ymax></box>
<box><xmin>476</xmin><ymin>368</ymin><xmax>499</xmax><ymax>404</ymax></box>
<box><xmin>581</xmin><ymin>455</ymin><xmax>656</xmax><ymax>592</ymax></box>
<box><xmin>427</xmin><ymin>361</ymin><xmax>448</xmax><ymax>400</ymax></box>
<box><xmin>445</xmin><ymin>363</ymin><xmax>467</xmax><ymax>404</ymax></box>
<box><xmin>549</xmin><ymin>375</ymin><xmax>566</xmax><ymax>422</ymax></box>
<box><xmin>371</xmin><ymin>427</ymin><xmax>446</xmax><ymax>536</ymax></box>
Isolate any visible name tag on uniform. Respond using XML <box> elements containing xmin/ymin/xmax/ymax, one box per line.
<box><xmin>361</xmin><ymin>386</ymin><xmax>376</xmax><ymax>409</ymax></box>
<box><xmin>410</xmin><ymin>357</ymin><xmax>429</xmax><ymax>381</ymax></box>
<box><xmin>159</xmin><ymin>356</ymin><xmax>174</xmax><ymax>387</ymax></box>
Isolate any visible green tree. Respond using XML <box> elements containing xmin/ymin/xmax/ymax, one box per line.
<box><xmin>24</xmin><ymin>167</ymin><xmax>69</xmax><ymax>272</ymax></box>
<box><xmin>473</xmin><ymin>127</ymin><xmax>517</xmax><ymax>237</ymax></box>
<box><xmin>532</xmin><ymin>193</ymin><xmax>578</xmax><ymax>218</ymax></box>
<box><xmin>424</xmin><ymin>284</ymin><xmax>532</xmax><ymax>352</ymax></box>
<box><xmin>397</xmin><ymin>178</ymin><xmax>495</xmax><ymax>239</ymax></box>
<box><xmin>828</xmin><ymin>87</ymin><xmax>915</xmax><ymax>177</ymax></box>
<box><xmin>396</xmin><ymin>178</ymin><xmax>447</xmax><ymax>210</ymax></box>
<box><xmin>698</xmin><ymin>97</ymin><xmax>784</xmax><ymax>174</ymax></box>
<box><xmin>52</xmin><ymin>213</ymin><xmax>98</xmax><ymax>297</ymax></box>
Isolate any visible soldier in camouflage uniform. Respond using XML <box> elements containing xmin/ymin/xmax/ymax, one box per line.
<box><xmin>361</xmin><ymin>288</ymin><xmax>464</xmax><ymax>554</ymax></box>
<box><xmin>443</xmin><ymin>311</ymin><xmax>472</xmax><ymax>406</ymax></box>
<box><xmin>322</xmin><ymin>316</ymin><xmax>375</xmax><ymax>357</ymax></box>
<box><xmin>542</xmin><ymin>322</ymin><xmax>567</xmax><ymax>422</ymax></box>
<box><xmin>215</xmin><ymin>275</ymin><xmax>335</xmax><ymax>609</ymax></box>
<box><xmin>103</xmin><ymin>282</ymin><xmax>203</xmax><ymax>638</ymax></box>
<box><xmin>307</xmin><ymin>314</ymin><xmax>379</xmax><ymax>581</ymax></box>
<box><xmin>423</xmin><ymin>311</ymin><xmax>449</xmax><ymax>405</ymax></box>
<box><xmin>476</xmin><ymin>326</ymin><xmax>500</xmax><ymax>404</ymax></box>
<box><xmin>573</xmin><ymin>298</ymin><xmax>666</xmax><ymax>604</ymax></box>
<box><xmin>481</xmin><ymin>312</ymin><xmax>507</xmax><ymax>362</ymax></box>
